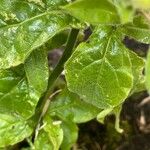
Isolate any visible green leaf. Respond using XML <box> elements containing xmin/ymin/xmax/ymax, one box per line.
<box><xmin>25</xmin><ymin>48</ymin><xmax>49</xmax><ymax>95</ymax></box>
<box><xmin>146</xmin><ymin>50</ymin><xmax>150</xmax><ymax>93</ymax></box>
<box><xmin>113</xmin><ymin>0</ymin><xmax>134</xmax><ymax>24</ymax></box>
<box><xmin>65</xmin><ymin>25</ymin><xmax>133</xmax><ymax>109</ymax></box>
<box><xmin>121</xmin><ymin>15</ymin><xmax>150</xmax><ymax>44</ymax></box>
<box><xmin>62</xmin><ymin>0</ymin><xmax>120</xmax><ymax>24</ymax></box>
<box><xmin>129</xmin><ymin>50</ymin><xmax>145</xmax><ymax>93</ymax></box>
<box><xmin>49</xmin><ymin>88</ymin><xmax>100</xmax><ymax>123</ymax></box>
<box><xmin>0</xmin><ymin>66</ymin><xmax>38</xmax><ymax>118</ymax></box>
<box><xmin>0</xmin><ymin>0</ymin><xmax>68</xmax><ymax>25</ymax></box>
<box><xmin>0</xmin><ymin>11</ymin><xmax>75</xmax><ymax>69</ymax></box>
<box><xmin>34</xmin><ymin>131</ymin><xmax>54</xmax><ymax>150</ymax></box>
<box><xmin>46</xmin><ymin>0</ymin><xmax>68</xmax><ymax>10</ymax></box>
<box><xmin>0</xmin><ymin>114</ymin><xmax>33</xmax><ymax>148</ymax></box>
<box><xmin>61</xmin><ymin>120</ymin><xmax>78</xmax><ymax>150</ymax></box>
<box><xmin>0</xmin><ymin>49</ymin><xmax>49</xmax><ymax>119</ymax></box>
<box><xmin>34</xmin><ymin>116</ymin><xmax>63</xmax><ymax>150</ymax></box>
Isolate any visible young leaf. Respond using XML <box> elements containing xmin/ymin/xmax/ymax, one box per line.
<box><xmin>121</xmin><ymin>15</ymin><xmax>150</xmax><ymax>44</ymax></box>
<box><xmin>34</xmin><ymin>115</ymin><xmax>63</xmax><ymax>150</ymax></box>
<box><xmin>146</xmin><ymin>50</ymin><xmax>150</xmax><ymax>93</ymax></box>
<box><xmin>65</xmin><ymin>25</ymin><xmax>133</xmax><ymax>109</ymax></box>
<box><xmin>0</xmin><ymin>114</ymin><xmax>33</xmax><ymax>148</ymax></box>
<box><xmin>49</xmin><ymin>88</ymin><xmax>100</xmax><ymax>123</ymax></box>
<box><xmin>62</xmin><ymin>0</ymin><xmax>120</xmax><ymax>24</ymax></box>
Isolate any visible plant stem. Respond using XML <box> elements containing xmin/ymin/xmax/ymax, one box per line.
<box><xmin>34</xmin><ymin>28</ymin><xmax>79</xmax><ymax>135</ymax></box>
<box><xmin>44</xmin><ymin>28</ymin><xmax>79</xmax><ymax>101</ymax></box>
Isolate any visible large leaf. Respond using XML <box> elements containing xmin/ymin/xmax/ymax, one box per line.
<box><xmin>65</xmin><ymin>25</ymin><xmax>133</xmax><ymax>109</ymax></box>
<box><xmin>0</xmin><ymin>12</ymin><xmax>75</xmax><ymax>69</ymax></box>
<box><xmin>146</xmin><ymin>50</ymin><xmax>150</xmax><ymax>93</ymax></box>
<box><xmin>34</xmin><ymin>115</ymin><xmax>63</xmax><ymax>150</ymax></box>
<box><xmin>62</xmin><ymin>0</ymin><xmax>120</xmax><ymax>24</ymax></box>
<box><xmin>121</xmin><ymin>15</ymin><xmax>150</xmax><ymax>44</ymax></box>
<box><xmin>0</xmin><ymin>114</ymin><xmax>33</xmax><ymax>148</ymax></box>
<box><xmin>49</xmin><ymin>88</ymin><xmax>100</xmax><ymax>123</ymax></box>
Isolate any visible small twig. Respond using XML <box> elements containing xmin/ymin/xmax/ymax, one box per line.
<box><xmin>139</xmin><ymin>110</ymin><xmax>146</xmax><ymax>126</ymax></box>
<box><xmin>138</xmin><ymin>96</ymin><xmax>150</xmax><ymax>107</ymax></box>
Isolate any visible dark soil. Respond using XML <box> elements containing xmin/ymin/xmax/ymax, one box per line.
<box><xmin>76</xmin><ymin>92</ymin><xmax>150</xmax><ymax>150</ymax></box>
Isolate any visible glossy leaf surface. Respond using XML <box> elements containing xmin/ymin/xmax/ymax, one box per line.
<box><xmin>0</xmin><ymin>12</ymin><xmax>74</xmax><ymax>69</ymax></box>
<box><xmin>65</xmin><ymin>25</ymin><xmax>133</xmax><ymax>109</ymax></box>
<box><xmin>63</xmin><ymin>0</ymin><xmax>120</xmax><ymax>24</ymax></box>
<box><xmin>0</xmin><ymin>0</ymin><xmax>68</xmax><ymax>25</ymax></box>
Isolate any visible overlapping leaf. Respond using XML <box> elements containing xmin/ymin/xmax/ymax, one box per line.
<box><xmin>34</xmin><ymin>115</ymin><xmax>63</xmax><ymax>150</ymax></box>
<box><xmin>49</xmin><ymin>88</ymin><xmax>100</xmax><ymax>123</ymax></box>
<box><xmin>0</xmin><ymin>0</ymin><xmax>68</xmax><ymax>25</ymax></box>
<box><xmin>0</xmin><ymin>12</ymin><xmax>75</xmax><ymax>69</ymax></box>
<box><xmin>0</xmin><ymin>49</ymin><xmax>48</xmax><ymax>119</ymax></box>
<box><xmin>0</xmin><ymin>48</ymin><xmax>49</xmax><ymax>146</ymax></box>
<box><xmin>65</xmin><ymin>25</ymin><xmax>133</xmax><ymax>109</ymax></box>
<box><xmin>121</xmin><ymin>15</ymin><xmax>150</xmax><ymax>44</ymax></box>
<box><xmin>0</xmin><ymin>0</ymin><xmax>78</xmax><ymax>69</ymax></box>
<box><xmin>62</xmin><ymin>0</ymin><xmax>120</xmax><ymax>24</ymax></box>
